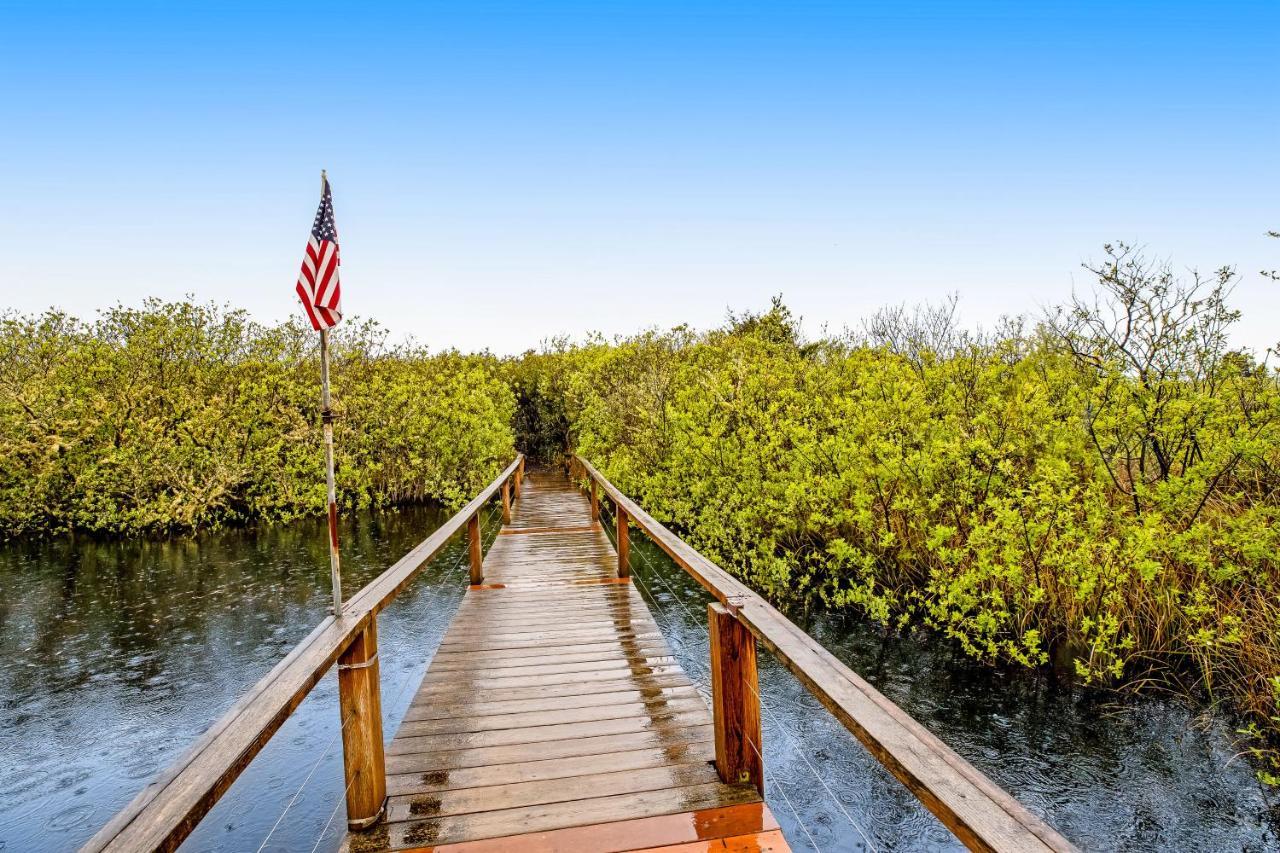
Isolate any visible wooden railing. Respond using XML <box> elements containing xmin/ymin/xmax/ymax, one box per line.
<box><xmin>571</xmin><ymin>455</ymin><xmax>1078</xmax><ymax>853</ymax></box>
<box><xmin>81</xmin><ymin>455</ymin><xmax>526</xmax><ymax>853</ymax></box>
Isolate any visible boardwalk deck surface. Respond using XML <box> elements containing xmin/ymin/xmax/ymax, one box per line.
<box><xmin>344</xmin><ymin>469</ymin><xmax>786</xmax><ymax>853</ymax></box>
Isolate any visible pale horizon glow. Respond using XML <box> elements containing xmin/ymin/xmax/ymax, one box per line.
<box><xmin>2</xmin><ymin>2</ymin><xmax>1277</xmax><ymax>356</ymax></box>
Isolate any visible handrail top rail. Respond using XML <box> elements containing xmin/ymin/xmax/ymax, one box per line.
<box><xmin>82</xmin><ymin>453</ymin><xmax>524</xmax><ymax>853</ymax></box>
<box><xmin>572</xmin><ymin>454</ymin><xmax>1078</xmax><ymax>853</ymax></box>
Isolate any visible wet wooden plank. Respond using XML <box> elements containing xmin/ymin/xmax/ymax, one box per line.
<box><xmin>347</xmin><ymin>783</ymin><xmax>764</xmax><ymax>851</ymax></box>
<box><xmin>389</xmin><ymin>709</ymin><xmax>713</xmax><ymax>755</ymax></box>
<box><xmin>426</xmin><ymin>643</ymin><xmax>676</xmax><ymax>670</ymax></box>
<box><xmin>404</xmin><ymin>673</ymin><xmax>695</xmax><ymax>706</ymax></box>
<box><xmin>417</xmin><ymin>665</ymin><xmax>690</xmax><ymax>697</ymax></box>
<box><xmin>385</xmin><ymin>743</ymin><xmax>716</xmax><ymax>797</ymax></box>
<box><xmin>420</xmin><ymin>654</ymin><xmax>681</xmax><ymax>683</ymax></box>
<box><xmin>402</xmin><ymin>684</ymin><xmax>701</xmax><ymax>722</ymax></box>
<box><xmin>384</xmin><ymin>726</ymin><xmax>716</xmax><ymax>774</ymax></box>
<box><xmin>438</xmin><ymin>621</ymin><xmax>664</xmax><ymax>642</ymax></box>
<box><xmin>628</xmin><ymin>828</ymin><xmax>791</xmax><ymax>853</ymax></box>
<box><xmin>348</xmin><ymin>467</ymin><xmax>773</xmax><ymax>853</ymax></box>
<box><xmin>401</xmin><ymin>696</ymin><xmax>709</xmax><ymax>735</ymax></box>
<box><xmin>348</xmin><ymin>803</ymin><xmax>780</xmax><ymax>853</ymax></box>
<box><xmin>384</xmin><ymin>762</ymin><xmax>725</xmax><ymax>822</ymax></box>
<box><xmin>433</xmin><ymin>631</ymin><xmax>669</xmax><ymax>655</ymax></box>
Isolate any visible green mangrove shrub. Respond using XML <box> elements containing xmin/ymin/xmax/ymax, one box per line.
<box><xmin>0</xmin><ymin>300</ymin><xmax>515</xmax><ymax>536</ymax></box>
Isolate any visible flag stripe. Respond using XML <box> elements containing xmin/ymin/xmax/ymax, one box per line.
<box><xmin>295</xmin><ymin>178</ymin><xmax>342</xmax><ymax>331</ymax></box>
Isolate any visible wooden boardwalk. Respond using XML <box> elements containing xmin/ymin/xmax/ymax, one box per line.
<box><xmin>344</xmin><ymin>469</ymin><xmax>787</xmax><ymax>852</ymax></box>
<box><xmin>87</xmin><ymin>454</ymin><xmax>1075</xmax><ymax>853</ymax></box>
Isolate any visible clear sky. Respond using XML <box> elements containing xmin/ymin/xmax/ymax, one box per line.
<box><xmin>2</xmin><ymin>1</ymin><xmax>1277</xmax><ymax>354</ymax></box>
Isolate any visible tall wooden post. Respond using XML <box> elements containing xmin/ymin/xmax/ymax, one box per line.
<box><xmin>515</xmin><ymin>457</ymin><xmax>525</xmax><ymax>497</ymax></box>
<box><xmin>590</xmin><ymin>479</ymin><xmax>599</xmax><ymax>522</ymax></box>
<box><xmin>616</xmin><ymin>506</ymin><xmax>630</xmax><ymax>578</ymax></box>
<box><xmin>468</xmin><ymin>512</ymin><xmax>483</xmax><ymax>585</ymax></box>
<box><xmin>708</xmin><ymin>602</ymin><xmax>763</xmax><ymax>793</ymax></box>
<box><xmin>338</xmin><ymin>619</ymin><xmax>387</xmax><ymax>829</ymax></box>
<box><xmin>501</xmin><ymin>479</ymin><xmax>512</xmax><ymax>524</ymax></box>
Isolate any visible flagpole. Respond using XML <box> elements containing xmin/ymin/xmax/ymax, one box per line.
<box><xmin>319</xmin><ymin>170</ymin><xmax>343</xmax><ymax>617</ymax></box>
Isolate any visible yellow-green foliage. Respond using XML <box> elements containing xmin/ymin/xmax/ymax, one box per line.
<box><xmin>0</xmin><ymin>300</ymin><xmax>515</xmax><ymax>535</ymax></box>
<box><xmin>526</xmin><ymin>287</ymin><xmax>1280</xmax><ymax>771</ymax></box>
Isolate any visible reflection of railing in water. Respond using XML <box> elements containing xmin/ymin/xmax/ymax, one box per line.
<box><xmin>571</xmin><ymin>454</ymin><xmax>1078</xmax><ymax>853</ymax></box>
<box><xmin>81</xmin><ymin>455</ymin><xmax>526</xmax><ymax>853</ymax></box>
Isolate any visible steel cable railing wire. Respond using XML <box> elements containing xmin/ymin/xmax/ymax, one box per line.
<box><xmin>273</xmin><ymin>495</ymin><xmax>505</xmax><ymax>853</ymax></box>
<box><xmin>310</xmin><ymin>768</ymin><xmax>360</xmax><ymax>853</ymax></box>
<box><xmin>746</xmin><ymin>676</ymin><xmax>880</xmax><ymax>853</ymax></box>
<box><xmin>746</xmin><ymin>725</ymin><xmax>825</xmax><ymax>853</ymax></box>
<box><xmin>255</xmin><ymin>706</ymin><xmax>357</xmax><ymax>852</ymax></box>
<box><xmin>602</xmin><ymin>518</ymin><xmax>707</xmax><ymax>687</ymax></box>
<box><xmin>596</xmin><ymin>495</ymin><xmax>878</xmax><ymax>852</ymax></box>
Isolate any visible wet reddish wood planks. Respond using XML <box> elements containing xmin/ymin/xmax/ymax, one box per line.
<box><xmin>344</xmin><ymin>469</ymin><xmax>783</xmax><ymax>853</ymax></box>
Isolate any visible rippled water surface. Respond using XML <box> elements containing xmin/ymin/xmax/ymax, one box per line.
<box><xmin>2</xmin><ymin>500</ymin><xmax>1277</xmax><ymax>851</ymax></box>
<box><xmin>0</xmin><ymin>504</ymin><xmax>497</xmax><ymax>852</ymax></box>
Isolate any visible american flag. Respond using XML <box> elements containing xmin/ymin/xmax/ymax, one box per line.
<box><xmin>295</xmin><ymin>175</ymin><xmax>343</xmax><ymax>330</ymax></box>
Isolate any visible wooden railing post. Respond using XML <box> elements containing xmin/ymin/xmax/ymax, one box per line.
<box><xmin>468</xmin><ymin>512</ymin><xmax>483</xmax><ymax>585</ymax></box>
<box><xmin>616</xmin><ymin>505</ymin><xmax>630</xmax><ymax>578</ymax></box>
<box><xmin>501</xmin><ymin>479</ymin><xmax>512</xmax><ymax>524</ymax></box>
<box><xmin>708</xmin><ymin>602</ymin><xmax>763</xmax><ymax>794</ymax></box>
<box><xmin>515</xmin><ymin>457</ymin><xmax>525</xmax><ymax>497</ymax></box>
<box><xmin>590</xmin><ymin>478</ymin><xmax>599</xmax><ymax>522</ymax></box>
<box><xmin>337</xmin><ymin>618</ymin><xmax>387</xmax><ymax>829</ymax></box>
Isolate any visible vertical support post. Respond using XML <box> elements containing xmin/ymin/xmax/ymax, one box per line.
<box><xmin>319</xmin><ymin>326</ymin><xmax>342</xmax><ymax>616</ymax></box>
<box><xmin>338</xmin><ymin>619</ymin><xmax>387</xmax><ymax>829</ymax></box>
<box><xmin>515</xmin><ymin>457</ymin><xmax>525</xmax><ymax>497</ymax></box>
<box><xmin>468</xmin><ymin>512</ymin><xmax>483</xmax><ymax>585</ymax></box>
<box><xmin>501</xmin><ymin>479</ymin><xmax>512</xmax><ymax>524</ymax></box>
<box><xmin>590</xmin><ymin>478</ymin><xmax>599</xmax><ymax>522</ymax></box>
<box><xmin>708</xmin><ymin>602</ymin><xmax>763</xmax><ymax>793</ymax></box>
<box><xmin>616</xmin><ymin>505</ymin><xmax>630</xmax><ymax>578</ymax></box>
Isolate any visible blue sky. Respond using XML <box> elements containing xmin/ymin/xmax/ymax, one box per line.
<box><xmin>2</xmin><ymin>1</ymin><xmax>1277</xmax><ymax>353</ymax></box>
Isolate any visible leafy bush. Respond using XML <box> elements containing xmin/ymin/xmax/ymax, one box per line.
<box><xmin>521</xmin><ymin>265</ymin><xmax>1280</xmax><ymax>775</ymax></box>
<box><xmin>0</xmin><ymin>300</ymin><xmax>515</xmax><ymax>536</ymax></box>
<box><xmin>5</xmin><ymin>248</ymin><xmax>1280</xmax><ymax>778</ymax></box>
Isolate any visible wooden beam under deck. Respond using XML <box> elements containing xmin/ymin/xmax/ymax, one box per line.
<box><xmin>343</xmin><ymin>469</ymin><xmax>785</xmax><ymax>853</ymax></box>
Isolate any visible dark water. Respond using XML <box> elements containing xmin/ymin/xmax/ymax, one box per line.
<box><xmin>0</xmin><ymin>503</ymin><xmax>502</xmax><ymax>853</ymax></box>
<box><xmin>1</xmin><ymin>504</ymin><xmax>1276</xmax><ymax>852</ymax></box>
